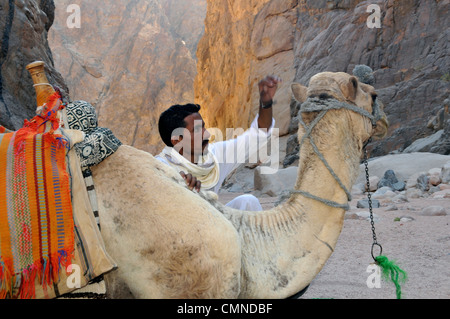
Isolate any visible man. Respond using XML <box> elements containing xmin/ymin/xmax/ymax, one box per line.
<box><xmin>156</xmin><ymin>75</ymin><xmax>281</xmax><ymax>211</ymax></box>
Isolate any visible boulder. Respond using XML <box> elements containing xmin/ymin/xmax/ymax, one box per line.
<box><xmin>254</xmin><ymin>166</ymin><xmax>298</xmax><ymax>197</ymax></box>
<box><xmin>430</xmin><ymin>119</ymin><xmax>450</xmax><ymax>155</ymax></box>
<box><xmin>393</xmin><ymin>194</ymin><xmax>408</xmax><ymax>203</ymax></box>
<box><xmin>372</xmin><ymin>187</ymin><xmax>396</xmax><ymax>200</ymax></box>
<box><xmin>406</xmin><ymin>188</ymin><xmax>423</xmax><ymax>199</ymax></box>
<box><xmin>429</xmin><ymin>100</ymin><xmax>450</xmax><ymax>155</ymax></box>
<box><xmin>403</xmin><ymin>130</ymin><xmax>444</xmax><ymax>153</ymax></box>
<box><xmin>356</xmin><ymin>153</ymin><xmax>450</xmax><ymax>185</ymax></box>
<box><xmin>377</xmin><ymin>170</ymin><xmax>406</xmax><ymax>191</ymax></box>
<box><xmin>416</xmin><ymin>173</ymin><xmax>430</xmax><ymax>192</ymax></box>
<box><xmin>419</xmin><ymin>206</ymin><xmax>448</xmax><ymax>216</ymax></box>
<box><xmin>428</xmin><ymin>168</ymin><xmax>442</xmax><ymax>186</ymax></box>
<box><xmin>430</xmin><ymin>189</ymin><xmax>450</xmax><ymax>199</ymax></box>
<box><xmin>345</xmin><ymin>211</ymin><xmax>380</xmax><ymax>222</ymax></box>
<box><xmin>406</xmin><ymin>172</ymin><xmax>422</xmax><ymax>189</ymax></box>
<box><xmin>352</xmin><ymin>183</ymin><xmax>365</xmax><ymax>195</ymax></box>
<box><xmin>357</xmin><ymin>199</ymin><xmax>380</xmax><ymax>209</ymax></box>
<box><xmin>283</xmin><ymin>134</ymin><xmax>300</xmax><ymax>167</ymax></box>
<box><xmin>366</xmin><ymin>176</ymin><xmax>381</xmax><ymax>192</ymax></box>
<box><xmin>441</xmin><ymin>161</ymin><xmax>450</xmax><ymax>183</ymax></box>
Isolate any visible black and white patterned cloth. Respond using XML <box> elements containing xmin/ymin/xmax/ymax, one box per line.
<box><xmin>66</xmin><ymin>100</ymin><xmax>122</xmax><ymax>168</ymax></box>
<box><xmin>66</xmin><ymin>100</ymin><xmax>99</xmax><ymax>134</ymax></box>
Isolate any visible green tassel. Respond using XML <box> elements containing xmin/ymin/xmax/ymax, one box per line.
<box><xmin>375</xmin><ymin>255</ymin><xmax>407</xmax><ymax>299</ymax></box>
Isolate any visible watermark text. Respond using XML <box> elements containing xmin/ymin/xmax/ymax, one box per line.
<box><xmin>366</xmin><ymin>4</ymin><xmax>381</xmax><ymax>28</ymax></box>
<box><xmin>366</xmin><ymin>263</ymin><xmax>381</xmax><ymax>289</ymax></box>
<box><xmin>66</xmin><ymin>4</ymin><xmax>81</xmax><ymax>29</ymax></box>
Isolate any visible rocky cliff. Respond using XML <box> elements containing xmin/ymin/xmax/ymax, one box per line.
<box><xmin>2</xmin><ymin>0</ymin><xmax>448</xmax><ymax>158</ymax></box>
<box><xmin>195</xmin><ymin>0</ymin><xmax>449</xmax><ymax>157</ymax></box>
<box><xmin>0</xmin><ymin>0</ymin><xmax>67</xmax><ymax>130</ymax></box>
<box><xmin>48</xmin><ymin>0</ymin><xmax>206</xmax><ymax>154</ymax></box>
<box><xmin>195</xmin><ymin>0</ymin><xmax>298</xmax><ymax>137</ymax></box>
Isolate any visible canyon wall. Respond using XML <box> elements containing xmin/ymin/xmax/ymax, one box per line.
<box><xmin>291</xmin><ymin>0</ymin><xmax>449</xmax><ymax>157</ymax></box>
<box><xmin>2</xmin><ymin>0</ymin><xmax>448</xmax><ymax>158</ymax></box>
<box><xmin>195</xmin><ymin>0</ymin><xmax>449</xmax><ymax>156</ymax></box>
<box><xmin>195</xmin><ymin>0</ymin><xmax>298</xmax><ymax>138</ymax></box>
<box><xmin>49</xmin><ymin>0</ymin><xmax>206</xmax><ymax>154</ymax></box>
<box><xmin>0</xmin><ymin>0</ymin><xmax>67</xmax><ymax>130</ymax></box>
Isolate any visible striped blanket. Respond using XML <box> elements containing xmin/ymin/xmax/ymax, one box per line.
<box><xmin>0</xmin><ymin>93</ymin><xmax>74</xmax><ymax>298</ymax></box>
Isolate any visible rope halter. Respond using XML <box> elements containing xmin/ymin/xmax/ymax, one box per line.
<box><xmin>290</xmin><ymin>96</ymin><xmax>383</xmax><ymax>210</ymax></box>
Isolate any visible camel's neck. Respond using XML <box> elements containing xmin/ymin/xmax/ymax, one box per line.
<box><xmin>222</xmin><ymin>108</ymin><xmax>363</xmax><ymax>298</ymax></box>
<box><xmin>293</xmin><ymin>111</ymin><xmax>361</xmax><ymax>212</ymax></box>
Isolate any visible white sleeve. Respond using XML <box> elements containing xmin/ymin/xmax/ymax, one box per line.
<box><xmin>211</xmin><ymin>114</ymin><xmax>275</xmax><ymax>182</ymax></box>
<box><xmin>154</xmin><ymin>154</ymin><xmax>170</xmax><ymax>166</ymax></box>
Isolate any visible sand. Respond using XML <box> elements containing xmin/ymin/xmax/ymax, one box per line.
<box><xmin>218</xmin><ymin>191</ymin><xmax>450</xmax><ymax>299</ymax></box>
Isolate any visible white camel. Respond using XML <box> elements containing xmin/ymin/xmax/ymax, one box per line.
<box><xmin>84</xmin><ymin>71</ymin><xmax>388</xmax><ymax>298</ymax></box>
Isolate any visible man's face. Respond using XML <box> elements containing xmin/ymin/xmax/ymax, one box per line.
<box><xmin>172</xmin><ymin>112</ymin><xmax>211</xmax><ymax>161</ymax></box>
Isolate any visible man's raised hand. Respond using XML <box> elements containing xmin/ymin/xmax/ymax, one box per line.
<box><xmin>258</xmin><ymin>75</ymin><xmax>282</xmax><ymax>106</ymax></box>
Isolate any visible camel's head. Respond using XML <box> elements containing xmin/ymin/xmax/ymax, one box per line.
<box><xmin>291</xmin><ymin>71</ymin><xmax>388</xmax><ymax>143</ymax></box>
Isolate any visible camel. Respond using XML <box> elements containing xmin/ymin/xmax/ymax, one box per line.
<box><xmin>87</xmin><ymin>71</ymin><xmax>388</xmax><ymax>298</ymax></box>
<box><xmin>22</xmin><ymin>63</ymin><xmax>388</xmax><ymax>298</ymax></box>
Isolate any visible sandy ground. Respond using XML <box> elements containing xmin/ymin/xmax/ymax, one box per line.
<box><xmin>218</xmin><ymin>191</ymin><xmax>450</xmax><ymax>299</ymax></box>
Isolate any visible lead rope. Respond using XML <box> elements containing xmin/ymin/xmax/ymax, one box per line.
<box><xmin>363</xmin><ymin>143</ymin><xmax>407</xmax><ymax>299</ymax></box>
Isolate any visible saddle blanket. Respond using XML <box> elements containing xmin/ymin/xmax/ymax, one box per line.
<box><xmin>0</xmin><ymin>94</ymin><xmax>74</xmax><ymax>298</ymax></box>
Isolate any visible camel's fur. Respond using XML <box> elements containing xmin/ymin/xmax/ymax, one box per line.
<box><xmin>91</xmin><ymin>149</ymin><xmax>241</xmax><ymax>298</ymax></box>
<box><xmin>90</xmin><ymin>71</ymin><xmax>387</xmax><ymax>298</ymax></box>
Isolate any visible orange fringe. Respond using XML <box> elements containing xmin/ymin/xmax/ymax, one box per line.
<box><xmin>0</xmin><ymin>251</ymin><xmax>74</xmax><ymax>299</ymax></box>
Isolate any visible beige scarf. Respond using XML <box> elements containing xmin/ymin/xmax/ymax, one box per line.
<box><xmin>160</xmin><ymin>146</ymin><xmax>220</xmax><ymax>190</ymax></box>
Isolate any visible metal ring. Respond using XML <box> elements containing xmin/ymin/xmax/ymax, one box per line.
<box><xmin>371</xmin><ymin>243</ymin><xmax>383</xmax><ymax>261</ymax></box>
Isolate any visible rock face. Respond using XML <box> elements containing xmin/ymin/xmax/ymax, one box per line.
<box><xmin>195</xmin><ymin>0</ymin><xmax>298</xmax><ymax>138</ymax></box>
<box><xmin>254</xmin><ymin>165</ymin><xmax>297</xmax><ymax>197</ymax></box>
<box><xmin>160</xmin><ymin>0</ymin><xmax>206</xmax><ymax>58</ymax></box>
<box><xmin>3</xmin><ymin>0</ymin><xmax>449</xmax><ymax>159</ymax></box>
<box><xmin>48</xmin><ymin>0</ymin><xmax>206</xmax><ymax>154</ymax></box>
<box><xmin>0</xmin><ymin>0</ymin><xmax>67</xmax><ymax>130</ymax></box>
<box><xmin>292</xmin><ymin>0</ymin><xmax>449</xmax><ymax>158</ymax></box>
<box><xmin>195</xmin><ymin>0</ymin><xmax>449</xmax><ymax>159</ymax></box>
<box><xmin>293</xmin><ymin>0</ymin><xmax>449</xmax><ymax>157</ymax></box>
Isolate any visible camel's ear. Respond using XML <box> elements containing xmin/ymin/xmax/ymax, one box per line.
<box><xmin>291</xmin><ymin>83</ymin><xmax>307</xmax><ymax>103</ymax></box>
<box><xmin>342</xmin><ymin>76</ymin><xmax>359</xmax><ymax>101</ymax></box>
